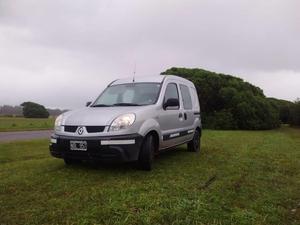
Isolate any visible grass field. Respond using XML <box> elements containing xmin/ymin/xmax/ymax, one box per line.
<box><xmin>0</xmin><ymin>117</ymin><xmax>54</xmax><ymax>132</ymax></box>
<box><xmin>0</xmin><ymin>127</ymin><xmax>299</xmax><ymax>225</ymax></box>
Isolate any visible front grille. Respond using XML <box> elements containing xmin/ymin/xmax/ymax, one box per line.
<box><xmin>64</xmin><ymin>126</ymin><xmax>78</xmax><ymax>132</ymax></box>
<box><xmin>63</xmin><ymin>125</ymin><xmax>105</xmax><ymax>133</ymax></box>
<box><xmin>86</xmin><ymin>126</ymin><xmax>105</xmax><ymax>133</ymax></box>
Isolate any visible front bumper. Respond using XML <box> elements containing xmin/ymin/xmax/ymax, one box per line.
<box><xmin>49</xmin><ymin>133</ymin><xmax>143</xmax><ymax>162</ymax></box>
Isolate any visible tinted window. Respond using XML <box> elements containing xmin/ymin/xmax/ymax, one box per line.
<box><xmin>164</xmin><ymin>83</ymin><xmax>179</xmax><ymax>106</ymax></box>
<box><xmin>180</xmin><ymin>84</ymin><xmax>193</xmax><ymax>109</ymax></box>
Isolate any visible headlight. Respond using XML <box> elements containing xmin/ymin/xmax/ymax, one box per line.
<box><xmin>54</xmin><ymin>115</ymin><xmax>63</xmax><ymax>132</ymax></box>
<box><xmin>109</xmin><ymin>113</ymin><xmax>135</xmax><ymax>132</ymax></box>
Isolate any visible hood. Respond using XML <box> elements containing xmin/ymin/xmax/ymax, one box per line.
<box><xmin>62</xmin><ymin>107</ymin><xmax>138</xmax><ymax>126</ymax></box>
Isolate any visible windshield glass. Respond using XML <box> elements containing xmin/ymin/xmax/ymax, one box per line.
<box><xmin>92</xmin><ymin>83</ymin><xmax>161</xmax><ymax>107</ymax></box>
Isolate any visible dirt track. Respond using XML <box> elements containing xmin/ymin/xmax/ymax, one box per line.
<box><xmin>0</xmin><ymin>130</ymin><xmax>52</xmax><ymax>142</ymax></box>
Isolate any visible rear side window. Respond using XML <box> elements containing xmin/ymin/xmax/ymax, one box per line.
<box><xmin>164</xmin><ymin>83</ymin><xmax>179</xmax><ymax>103</ymax></box>
<box><xmin>180</xmin><ymin>84</ymin><xmax>193</xmax><ymax>109</ymax></box>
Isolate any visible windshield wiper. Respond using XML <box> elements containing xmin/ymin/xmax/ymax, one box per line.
<box><xmin>91</xmin><ymin>104</ymin><xmax>111</xmax><ymax>107</ymax></box>
<box><xmin>112</xmin><ymin>103</ymin><xmax>141</xmax><ymax>106</ymax></box>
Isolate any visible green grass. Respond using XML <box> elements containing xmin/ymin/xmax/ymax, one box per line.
<box><xmin>0</xmin><ymin>127</ymin><xmax>299</xmax><ymax>225</ymax></box>
<box><xmin>0</xmin><ymin>117</ymin><xmax>54</xmax><ymax>132</ymax></box>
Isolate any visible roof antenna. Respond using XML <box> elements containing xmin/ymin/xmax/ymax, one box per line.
<box><xmin>133</xmin><ymin>62</ymin><xmax>136</xmax><ymax>83</ymax></box>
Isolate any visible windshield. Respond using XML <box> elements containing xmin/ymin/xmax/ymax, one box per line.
<box><xmin>92</xmin><ymin>83</ymin><xmax>161</xmax><ymax>107</ymax></box>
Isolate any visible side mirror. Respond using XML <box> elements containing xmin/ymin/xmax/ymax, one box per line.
<box><xmin>163</xmin><ymin>98</ymin><xmax>179</xmax><ymax>110</ymax></box>
<box><xmin>86</xmin><ymin>101</ymin><xmax>92</xmax><ymax>107</ymax></box>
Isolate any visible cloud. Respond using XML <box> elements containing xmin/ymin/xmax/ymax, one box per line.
<box><xmin>244</xmin><ymin>70</ymin><xmax>300</xmax><ymax>101</ymax></box>
<box><xmin>0</xmin><ymin>0</ymin><xmax>299</xmax><ymax>108</ymax></box>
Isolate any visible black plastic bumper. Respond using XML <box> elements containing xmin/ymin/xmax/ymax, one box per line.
<box><xmin>49</xmin><ymin>133</ymin><xmax>144</xmax><ymax>162</ymax></box>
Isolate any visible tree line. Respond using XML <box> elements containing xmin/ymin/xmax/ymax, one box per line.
<box><xmin>0</xmin><ymin>103</ymin><xmax>67</xmax><ymax>118</ymax></box>
<box><xmin>1</xmin><ymin>68</ymin><xmax>299</xmax><ymax>129</ymax></box>
<box><xmin>162</xmin><ymin>67</ymin><xmax>300</xmax><ymax>129</ymax></box>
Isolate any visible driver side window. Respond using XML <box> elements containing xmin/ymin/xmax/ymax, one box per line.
<box><xmin>164</xmin><ymin>83</ymin><xmax>179</xmax><ymax>109</ymax></box>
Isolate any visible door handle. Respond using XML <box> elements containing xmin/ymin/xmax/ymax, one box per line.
<box><xmin>179</xmin><ymin>113</ymin><xmax>183</xmax><ymax>118</ymax></box>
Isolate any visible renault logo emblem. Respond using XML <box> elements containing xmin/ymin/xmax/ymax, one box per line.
<box><xmin>77</xmin><ymin>126</ymin><xmax>84</xmax><ymax>135</ymax></box>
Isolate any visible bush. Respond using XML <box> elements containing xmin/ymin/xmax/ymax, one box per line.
<box><xmin>204</xmin><ymin>110</ymin><xmax>237</xmax><ymax>130</ymax></box>
<box><xmin>289</xmin><ymin>100</ymin><xmax>300</xmax><ymax>126</ymax></box>
<box><xmin>268</xmin><ymin>98</ymin><xmax>293</xmax><ymax>124</ymax></box>
<box><xmin>162</xmin><ymin>67</ymin><xmax>281</xmax><ymax>130</ymax></box>
<box><xmin>21</xmin><ymin>102</ymin><xmax>49</xmax><ymax>118</ymax></box>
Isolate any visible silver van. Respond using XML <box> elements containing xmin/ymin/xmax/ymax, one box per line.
<box><xmin>50</xmin><ymin>75</ymin><xmax>201</xmax><ymax>170</ymax></box>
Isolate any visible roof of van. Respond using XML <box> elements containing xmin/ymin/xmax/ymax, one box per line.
<box><xmin>111</xmin><ymin>75</ymin><xmax>194</xmax><ymax>86</ymax></box>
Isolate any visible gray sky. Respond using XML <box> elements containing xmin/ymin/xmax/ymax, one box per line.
<box><xmin>0</xmin><ymin>0</ymin><xmax>299</xmax><ymax>109</ymax></box>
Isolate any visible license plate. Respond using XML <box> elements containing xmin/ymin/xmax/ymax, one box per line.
<box><xmin>70</xmin><ymin>140</ymin><xmax>87</xmax><ymax>151</ymax></box>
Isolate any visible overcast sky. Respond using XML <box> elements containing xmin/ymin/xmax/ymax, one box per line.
<box><xmin>0</xmin><ymin>0</ymin><xmax>299</xmax><ymax>109</ymax></box>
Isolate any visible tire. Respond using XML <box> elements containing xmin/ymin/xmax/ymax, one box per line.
<box><xmin>64</xmin><ymin>158</ymin><xmax>81</xmax><ymax>165</ymax></box>
<box><xmin>187</xmin><ymin>129</ymin><xmax>201</xmax><ymax>152</ymax></box>
<box><xmin>138</xmin><ymin>134</ymin><xmax>156</xmax><ymax>171</ymax></box>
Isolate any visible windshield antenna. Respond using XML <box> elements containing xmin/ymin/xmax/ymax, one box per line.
<box><xmin>133</xmin><ymin>62</ymin><xmax>136</xmax><ymax>83</ymax></box>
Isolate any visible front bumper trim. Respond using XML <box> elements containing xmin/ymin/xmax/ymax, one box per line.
<box><xmin>101</xmin><ymin>139</ymin><xmax>135</xmax><ymax>145</ymax></box>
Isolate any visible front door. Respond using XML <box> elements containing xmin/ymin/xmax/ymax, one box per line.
<box><xmin>158</xmin><ymin>82</ymin><xmax>185</xmax><ymax>149</ymax></box>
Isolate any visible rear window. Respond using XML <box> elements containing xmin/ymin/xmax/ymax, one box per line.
<box><xmin>179</xmin><ymin>84</ymin><xmax>193</xmax><ymax>110</ymax></box>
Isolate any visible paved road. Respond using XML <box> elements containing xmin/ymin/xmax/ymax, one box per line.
<box><xmin>0</xmin><ymin>130</ymin><xmax>52</xmax><ymax>142</ymax></box>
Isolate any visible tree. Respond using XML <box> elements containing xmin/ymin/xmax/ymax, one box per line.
<box><xmin>21</xmin><ymin>102</ymin><xmax>49</xmax><ymax>118</ymax></box>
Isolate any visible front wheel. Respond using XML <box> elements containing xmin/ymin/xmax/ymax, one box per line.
<box><xmin>138</xmin><ymin>134</ymin><xmax>156</xmax><ymax>171</ymax></box>
<box><xmin>187</xmin><ymin>129</ymin><xmax>201</xmax><ymax>152</ymax></box>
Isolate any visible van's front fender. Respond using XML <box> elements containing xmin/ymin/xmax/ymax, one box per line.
<box><xmin>138</xmin><ymin>118</ymin><xmax>162</xmax><ymax>141</ymax></box>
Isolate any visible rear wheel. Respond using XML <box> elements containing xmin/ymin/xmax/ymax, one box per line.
<box><xmin>138</xmin><ymin>134</ymin><xmax>156</xmax><ymax>171</ymax></box>
<box><xmin>187</xmin><ymin>129</ymin><xmax>201</xmax><ymax>152</ymax></box>
<box><xmin>64</xmin><ymin>158</ymin><xmax>81</xmax><ymax>165</ymax></box>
